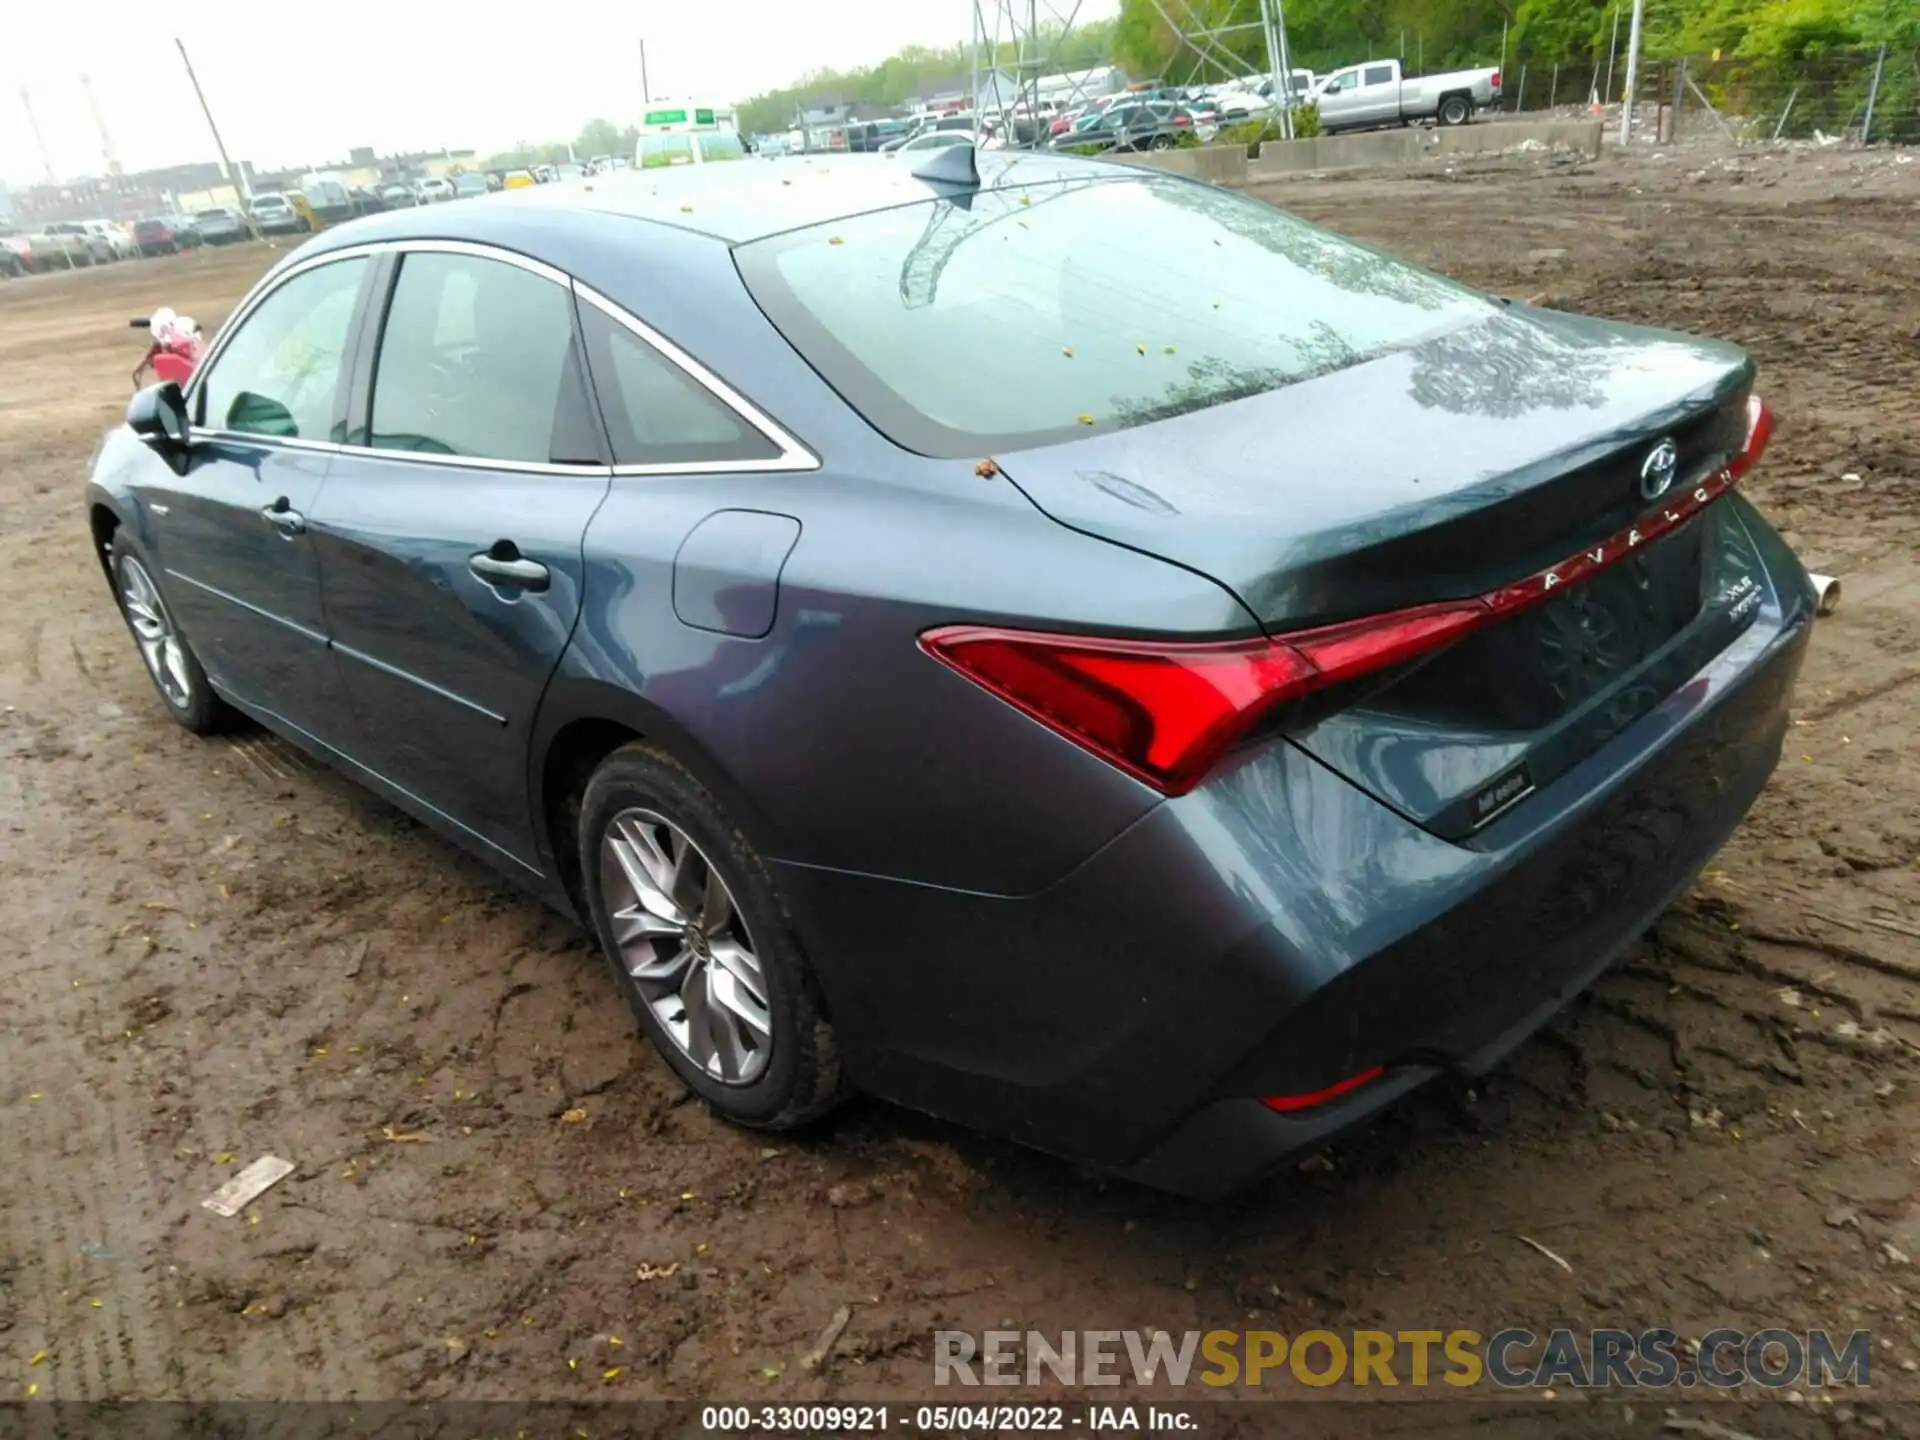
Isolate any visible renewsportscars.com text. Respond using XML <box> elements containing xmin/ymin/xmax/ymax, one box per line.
<box><xmin>934</xmin><ymin>1328</ymin><xmax>1872</xmax><ymax>1390</ymax></box>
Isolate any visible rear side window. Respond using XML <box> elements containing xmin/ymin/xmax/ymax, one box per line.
<box><xmin>366</xmin><ymin>251</ymin><xmax>591</xmax><ymax>464</ymax></box>
<box><xmin>580</xmin><ymin>305</ymin><xmax>780</xmax><ymax>468</ymax></box>
<box><xmin>1364</xmin><ymin>65</ymin><xmax>1395</xmax><ymax>86</ymax></box>
<box><xmin>197</xmin><ymin>256</ymin><xmax>368</xmax><ymax>440</ymax></box>
<box><xmin>736</xmin><ymin>174</ymin><xmax>1491</xmax><ymax>457</ymax></box>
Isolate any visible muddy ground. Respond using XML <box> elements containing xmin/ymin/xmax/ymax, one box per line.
<box><xmin>1</xmin><ymin>145</ymin><xmax>1917</xmax><ymax>1430</ymax></box>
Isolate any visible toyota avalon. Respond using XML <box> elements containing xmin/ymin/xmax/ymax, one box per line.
<box><xmin>85</xmin><ymin>150</ymin><xmax>1811</xmax><ymax>1196</ymax></box>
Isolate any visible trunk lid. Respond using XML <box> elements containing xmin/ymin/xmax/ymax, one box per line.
<box><xmin>996</xmin><ymin>305</ymin><xmax>1762</xmax><ymax>836</ymax></box>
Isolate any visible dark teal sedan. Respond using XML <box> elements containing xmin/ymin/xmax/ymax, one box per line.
<box><xmin>85</xmin><ymin>151</ymin><xmax>1812</xmax><ymax>1195</ymax></box>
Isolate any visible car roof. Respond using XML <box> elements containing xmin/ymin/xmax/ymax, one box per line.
<box><xmin>303</xmin><ymin>151</ymin><xmax>1130</xmax><ymax>246</ymax></box>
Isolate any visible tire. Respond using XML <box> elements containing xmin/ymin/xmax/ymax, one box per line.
<box><xmin>1150</xmin><ymin>133</ymin><xmax>1174</xmax><ymax>150</ymax></box>
<box><xmin>580</xmin><ymin>741</ymin><xmax>845</xmax><ymax>1129</ymax></box>
<box><xmin>1438</xmin><ymin>94</ymin><xmax>1471</xmax><ymax>126</ymax></box>
<box><xmin>109</xmin><ymin>534</ymin><xmax>229</xmax><ymax>734</ymax></box>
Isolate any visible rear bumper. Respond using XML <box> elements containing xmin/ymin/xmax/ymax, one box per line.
<box><xmin>1122</xmin><ymin>614</ymin><xmax>1801</xmax><ymax>1196</ymax></box>
<box><xmin>774</xmin><ymin>504</ymin><xmax>1814</xmax><ymax>1194</ymax></box>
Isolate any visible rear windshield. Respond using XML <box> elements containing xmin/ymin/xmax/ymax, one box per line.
<box><xmin>736</xmin><ymin>173</ymin><xmax>1492</xmax><ymax>457</ymax></box>
<box><xmin>195</xmin><ymin>210</ymin><xmax>230</xmax><ymax>220</ymax></box>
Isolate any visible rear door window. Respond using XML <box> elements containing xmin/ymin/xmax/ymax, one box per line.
<box><xmin>196</xmin><ymin>256</ymin><xmax>368</xmax><ymax>439</ymax></box>
<box><xmin>1364</xmin><ymin>65</ymin><xmax>1395</xmax><ymax>86</ymax></box>
<box><xmin>364</xmin><ymin>251</ymin><xmax>595</xmax><ymax>464</ymax></box>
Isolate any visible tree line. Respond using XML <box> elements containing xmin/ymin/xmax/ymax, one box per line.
<box><xmin>1115</xmin><ymin>0</ymin><xmax>1914</xmax><ymax>83</ymax></box>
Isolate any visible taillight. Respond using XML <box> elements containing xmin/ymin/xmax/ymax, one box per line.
<box><xmin>1174</xmin><ymin>114</ymin><xmax>1192</xmax><ymax>126</ymax></box>
<box><xmin>926</xmin><ymin>393</ymin><xmax>1772</xmax><ymax>796</ymax></box>
<box><xmin>1491</xmin><ymin>70</ymin><xmax>1502</xmax><ymax>90</ymax></box>
<box><xmin>1728</xmin><ymin>393</ymin><xmax>1773</xmax><ymax>480</ymax></box>
<box><xmin>921</xmin><ymin>602</ymin><xmax>1483</xmax><ymax>795</ymax></box>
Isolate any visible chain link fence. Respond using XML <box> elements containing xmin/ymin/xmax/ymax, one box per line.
<box><xmin>1502</xmin><ymin>47</ymin><xmax>1919</xmax><ymax>145</ymax></box>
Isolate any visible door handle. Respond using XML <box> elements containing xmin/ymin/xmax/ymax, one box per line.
<box><xmin>469</xmin><ymin>544</ymin><xmax>550</xmax><ymax>593</ymax></box>
<box><xmin>260</xmin><ymin>498</ymin><xmax>306</xmax><ymax>535</ymax></box>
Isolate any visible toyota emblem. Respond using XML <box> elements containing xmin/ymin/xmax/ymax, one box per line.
<box><xmin>1640</xmin><ymin>438</ymin><xmax>1679</xmax><ymax>500</ymax></box>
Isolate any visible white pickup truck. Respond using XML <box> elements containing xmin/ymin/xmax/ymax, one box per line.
<box><xmin>1311</xmin><ymin>58</ymin><xmax>1502</xmax><ymax>131</ymax></box>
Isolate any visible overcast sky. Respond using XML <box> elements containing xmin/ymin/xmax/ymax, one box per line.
<box><xmin>1</xmin><ymin>0</ymin><xmax>1117</xmax><ymax>187</ymax></box>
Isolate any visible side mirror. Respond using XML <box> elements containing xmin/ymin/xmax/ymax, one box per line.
<box><xmin>128</xmin><ymin>380</ymin><xmax>190</xmax><ymax>449</ymax></box>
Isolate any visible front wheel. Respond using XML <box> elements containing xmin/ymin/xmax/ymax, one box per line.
<box><xmin>580</xmin><ymin>742</ymin><xmax>845</xmax><ymax>1128</ymax></box>
<box><xmin>111</xmin><ymin>537</ymin><xmax>229</xmax><ymax>734</ymax></box>
<box><xmin>1438</xmin><ymin>95</ymin><xmax>1471</xmax><ymax>126</ymax></box>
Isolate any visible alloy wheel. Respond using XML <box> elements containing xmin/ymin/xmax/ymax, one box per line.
<box><xmin>118</xmin><ymin>555</ymin><xmax>193</xmax><ymax>710</ymax></box>
<box><xmin>599</xmin><ymin>808</ymin><xmax>772</xmax><ymax>1084</ymax></box>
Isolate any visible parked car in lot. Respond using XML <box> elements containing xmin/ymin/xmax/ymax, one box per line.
<box><xmin>381</xmin><ymin>183</ymin><xmax>418</xmax><ymax>209</ymax></box>
<box><xmin>0</xmin><ymin>233</ymin><xmax>27</xmax><ymax>276</ymax></box>
<box><xmin>41</xmin><ymin>221</ymin><xmax>114</xmax><ymax>264</ymax></box>
<box><xmin>250</xmin><ymin>193</ymin><xmax>311</xmax><ymax>235</ymax></box>
<box><xmin>415</xmin><ymin>177</ymin><xmax>455</xmax><ymax>204</ymax></box>
<box><xmin>84</xmin><ymin>220</ymin><xmax>138</xmax><ymax>260</ymax></box>
<box><xmin>1313</xmin><ymin>58</ymin><xmax>1502</xmax><ymax>129</ymax></box>
<box><xmin>501</xmin><ymin>170</ymin><xmax>537</xmax><ymax>190</ymax></box>
<box><xmin>193</xmin><ymin>207</ymin><xmax>250</xmax><ymax>245</ymax></box>
<box><xmin>847</xmin><ymin>119</ymin><xmax>909</xmax><ymax>153</ymax></box>
<box><xmin>88</xmin><ymin>154</ymin><xmax>1805</xmax><ymax>1197</ymax></box>
<box><xmin>452</xmin><ymin>172</ymin><xmax>490</xmax><ymax>200</ymax></box>
<box><xmin>888</xmin><ymin>130</ymin><xmax>974</xmax><ymax>156</ymax></box>
<box><xmin>133</xmin><ymin>217</ymin><xmax>187</xmax><ymax>256</ymax></box>
<box><xmin>1208</xmin><ymin>70</ymin><xmax>1319</xmax><ymax>120</ymax></box>
<box><xmin>1054</xmin><ymin>101</ymin><xmax>1204</xmax><ymax>152</ymax></box>
<box><xmin>638</xmin><ymin>131</ymin><xmax>748</xmax><ymax>167</ymax></box>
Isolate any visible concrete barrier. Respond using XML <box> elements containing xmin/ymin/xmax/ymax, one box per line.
<box><xmin>1113</xmin><ymin>146</ymin><xmax>1250</xmax><ymax>185</ymax></box>
<box><xmin>1248</xmin><ymin>119</ymin><xmax>1603</xmax><ymax>178</ymax></box>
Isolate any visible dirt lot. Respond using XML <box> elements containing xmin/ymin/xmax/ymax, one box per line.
<box><xmin>2</xmin><ymin>146</ymin><xmax>1917</xmax><ymax>1426</ymax></box>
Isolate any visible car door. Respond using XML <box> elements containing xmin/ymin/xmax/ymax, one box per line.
<box><xmin>1356</xmin><ymin>63</ymin><xmax>1401</xmax><ymax>124</ymax></box>
<box><xmin>154</xmin><ymin>252</ymin><xmax>370</xmax><ymax>744</ymax></box>
<box><xmin>1315</xmin><ymin>67</ymin><xmax>1361</xmax><ymax>127</ymax></box>
<box><xmin>308</xmin><ymin>244</ymin><xmax>611</xmax><ymax>870</ymax></box>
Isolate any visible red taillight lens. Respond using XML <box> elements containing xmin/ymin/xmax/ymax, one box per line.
<box><xmin>1491</xmin><ymin>70</ymin><xmax>1502</xmax><ymax>90</ymax></box>
<box><xmin>1262</xmin><ymin>1066</ymin><xmax>1384</xmax><ymax>1113</ymax></box>
<box><xmin>928</xmin><ymin>393</ymin><xmax>1772</xmax><ymax>796</ymax></box>
<box><xmin>1728</xmin><ymin>394</ymin><xmax>1773</xmax><ymax>480</ymax></box>
<box><xmin>921</xmin><ymin>601</ymin><xmax>1484</xmax><ymax>796</ymax></box>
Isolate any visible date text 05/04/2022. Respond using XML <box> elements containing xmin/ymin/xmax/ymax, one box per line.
<box><xmin>700</xmin><ymin>1404</ymin><xmax>1198</xmax><ymax>1432</ymax></box>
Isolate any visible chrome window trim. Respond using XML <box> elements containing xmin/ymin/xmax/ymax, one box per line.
<box><xmin>573</xmin><ymin>283</ymin><xmax>820</xmax><ymax>476</ymax></box>
<box><xmin>184</xmin><ymin>237</ymin><xmax>815</xmax><ymax>478</ymax></box>
<box><xmin>182</xmin><ymin>243</ymin><xmax>382</xmax><ymax>419</ymax></box>
<box><xmin>188</xmin><ymin>428</ymin><xmax>611</xmax><ymax>477</ymax></box>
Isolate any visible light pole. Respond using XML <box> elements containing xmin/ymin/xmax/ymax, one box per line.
<box><xmin>176</xmin><ymin>39</ymin><xmax>251</xmax><ymax>207</ymax></box>
<box><xmin>1618</xmin><ymin>0</ymin><xmax>1647</xmax><ymax>143</ymax></box>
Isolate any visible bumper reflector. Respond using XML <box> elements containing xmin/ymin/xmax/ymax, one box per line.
<box><xmin>1261</xmin><ymin>1066</ymin><xmax>1385</xmax><ymax>1113</ymax></box>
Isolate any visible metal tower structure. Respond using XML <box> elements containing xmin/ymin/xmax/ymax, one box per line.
<box><xmin>20</xmin><ymin>88</ymin><xmax>57</xmax><ymax>183</ymax></box>
<box><xmin>968</xmin><ymin>0</ymin><xmax>1112</xmax><ymax>145</ymax></box>
<box><xmin>80</xmin><ymin>73</ymin><xmax>124</xmax><ymax>178</ymax></box>
<box><xmin>967</xmin><ymin>0</ymin><xmax>1301</xmax><ymax>143</ymax></box>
